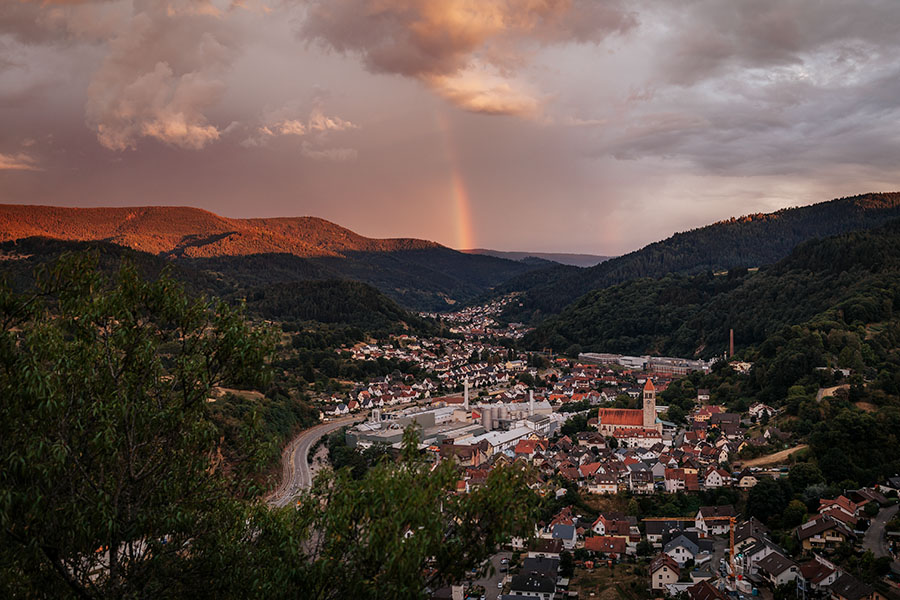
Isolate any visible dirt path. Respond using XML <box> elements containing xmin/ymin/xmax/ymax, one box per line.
<box><xmin>743</xmin><ymin>444</ymin><xmax>808</xmax><ymax>467</ymax></box>
<box><xmin>816</xmin><ymin>385</ymin><xmax>849</xmax><ymax>402</ymax></box>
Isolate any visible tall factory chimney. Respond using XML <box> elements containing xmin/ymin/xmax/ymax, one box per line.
<box><xmin>464</xmin><ymin>379</ymin><xmax>469</xmax><ymax>410</ymax></box>
<box><xmin>529</xmin><ymin>389</ymin><xmax>534</xmax><ymax>416</ymax></box>
<box><xmin>729</xmin><ymin>329</ymin><xmax>734</xmax><ymax>358</ymax></box>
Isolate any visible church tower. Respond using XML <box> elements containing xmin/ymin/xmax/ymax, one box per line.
<box><xmin>642</xmin><ymin>378</ymin><xmax>656</xmax><ymax>428</ymax></box>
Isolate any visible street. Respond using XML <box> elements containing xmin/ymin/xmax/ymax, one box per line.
<box><xmin>267</xmin><ymin>416</ymin><xmax>357</xmax><ymax>508</ymax></box>
<box><xmin>468</xmin><ymin>551</ymin><xmax>512</xmax><ymax>600</ymax></box>
<box><xmin>863</xmin><ymin>503</ymin><xmax>899</xmax><ymax>565</ymax></box>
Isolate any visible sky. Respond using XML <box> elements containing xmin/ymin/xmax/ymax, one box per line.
<box><xmin>1</xmin><ymin>0</ymin><xmax>899</xmax><ymax>255</ymax></box>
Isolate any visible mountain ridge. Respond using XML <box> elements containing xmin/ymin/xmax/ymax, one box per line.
<box><xmin>0</xmin><ymin>204</ymin><xmax>440</xmax><ymax>258</ymax></box>
<box><xmin>498</xmin><ymin>191</ymin><xmax>900</xmax><ymax>322</ymax></box>
<box><xmin>0</xmin><ymin>205</ymin><xmax>541</xmax><ymax>311</ymax></box>
<box><xmin>460</xmin><ymin>248</ymin><xmax>611</xmax><ymax>268</ymax></box>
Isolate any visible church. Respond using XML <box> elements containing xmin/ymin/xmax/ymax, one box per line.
<box><xmin>597</xmin><ymin>378</ymin><xmax>662</xmax><ymax>436</ymax></box>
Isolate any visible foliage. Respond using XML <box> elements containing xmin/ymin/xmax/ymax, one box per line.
<box><xmin>527</xmin><ymin>218</ymin><xmax>900</xmax><ymax>359</ymax></box>
<box><xmin>246</xmin><ymin>279</ymin><xmax>438</xmax><ymax>335</ymax></box>
<box><xmin>747</xmin><ymin>478</ymin><xmax>793</xmax><ymax>528</ymax></box>
<box><xmin>0</xmin><ymin>254</ymin><xmax>274</xmax><ymax>597</ymax></box>
<box><xmin>227</xmin><ymin>427</ymin><xmax>540</xmax><ymax>599</ymax></box>
<box><xmin>501</xmin><ymin>192</ymin><xmax>900</xmax><ymax>323</ymax></box>
<box><xmin>209</xmin><ymin>387</ymin><xmax>319</xmax><ymax>480</ymax></box>
<box><xmin>560</xmin><ymin>414</ymin><xmax>593</xmax><ymax>436</ymax></box>
<box><xmin>0</xmin><ymin>254</ymin><xmax>541</xmax><ymax>598</ymax></box>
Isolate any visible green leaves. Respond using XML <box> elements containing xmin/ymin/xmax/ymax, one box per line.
<box><xmin>0</xmin><ymin>253</ymin><xmax>274</xmax><ymax>598</ymax></box>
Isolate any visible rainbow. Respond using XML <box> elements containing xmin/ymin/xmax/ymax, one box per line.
<box><xmin>436</xmin><ymin>112</ymin><xmax>476</xmax><ymax>250</ymax></box>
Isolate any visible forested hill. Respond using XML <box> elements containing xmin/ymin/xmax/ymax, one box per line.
<box><xmin>526</xmin><ymin>218</ymin><xmax>900</xmax><ymax>359</ymax></box>
<box><xmin>0</xmin><ymin>205</ymin><xmax>543</xmax><ymax>311</ymax></box>
<box><xmin>0</xmin><ymin>238</ymin><xmax>435</xmax><ymax>337</ymax></box>
<box><xmin>500</xmin><ymin>192</ymin><xmax>900</xmax><ymax>322</ymax></box>
<box><xmin>245</xmin><ymin>280</ymin><xmax>438</xmax><ymax>335</ymax></box>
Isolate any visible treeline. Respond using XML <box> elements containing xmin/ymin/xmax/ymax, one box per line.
<box><xmin>526</xmin><ymin>219</ymin><xmax>900</xmax><ymax>359</ymax></box>
<box><xmin>186</xmin><ymin>245</ymin><xmax>540</xmax><ymax>312</ymax></box>
<box><xmin>500</xmin><ymin>192</ymin><xmax>900</xmax><ymax>323</ymax></box>
<box><xmin>246</xmin><ymin>279</ymin><xmax>439</xmax><ymax>335</ymax></box>
<box><xmin>209</xmin><ymin>386</ymin><xmax>319</xmax><ymax>484</ymax></box>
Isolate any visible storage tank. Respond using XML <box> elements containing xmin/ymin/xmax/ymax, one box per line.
<box><xmin>497</xmin><ymin>404</ymin><xmax>508</xmax><ymax>420</ymax></box>
<box><xmin>482</xmin><ymin>406</ymin><xmax>493</xmax><ymax>431</ymax></box>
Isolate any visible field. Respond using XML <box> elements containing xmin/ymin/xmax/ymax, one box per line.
<box><xmin>571</xmin><ymin>562</ymin><xmax>651</xmax><ymax>600</ymax></box>
<box><xmin>742</xmin><ymin>444</ymin><xmax>808</xmax><ymax>467</ymax></box>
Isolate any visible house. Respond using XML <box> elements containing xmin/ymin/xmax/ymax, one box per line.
<box><xmin>664</xmin><ymin>534</ymin><xmax>700</xmax><ymax>566</ymax></box>
<box><xmin>818</xmin><ymin>496</ymin><xmax>859</xmax><ymax>521</ymax></box>
<box><xmin>629</xmin><ymin>470</ymin><xmax>655</xmax><ymax>494</ymax></box>
<box><xmin>650</xmin><ymin>553</ymin><xmax>681</xmax><ymax>590</ymax></box>
<box><xmin>584</xmin><ymin>535</ymin><xmax>628</xmax><ymax>558</ymax></box>
<box><xmin>665</xmin><ymin>468</ymin><xmax>688</xmax><ymax>493</ymax></box>
<box><xmin>551</xmin><ymin>523</ymin><xmax>577</xmax><ymax>550</ymax></box>
<box><xmin>695</xmin><ymin>506</ymin><xmax>735</xmax><ymax>537</ymax></box>
<box><xmin>797</xmin><ymin>557</ymin><xmax>841</xmax><ymax>600</ymax></box>
<box><xmin>686</xmin><ymin>580</ymin><xmax>728</xmax><ymax>600</ymax></box>
<box><xmin>830</xmin><ymin>573</ymin><xmax>886</xmax><ymax>600</ymax></box>
<box><xmin>703</xmin><ymin>467</ymin><xmax>732</xmax><ymax>489</ymax></box>
<box><xmin>879</xmin><ymin>476</ymin><xmax>900</xmax><ymax>495</ymax></box>
<box><xmin>591</xmin><ymin>513</ymin><xmax>634</xmax><ymax>536</ymax></box>
<box><xmin>508</xmin><ymin>571</ymin><xmax>556</xmax><ymax>600</ymax></box>
<box><xmin>585</xmin><ymin>473</ymin><xmax>619</xmax><ymax>495</ymax></box>
<box><xmin>613</xmin><ymin>427</ymin><xmax>663</xmax><ymax>449</ymax></box>
<box><xmin>736</xmin><ymin>469</ymin><xmax>759</xmax><ymax>489</ymax></box>
<box><xmin>697</xmin><ymin>389</ymin><xmax>711</xmax><ymax>404</ymax></box>
<box><xmin>796</xmin><ymin>515</ymin><xmax>855</xmax><ymax>551</ymax></box>
<box><xmin>527</xmin><ymin>538</ymin><xmax>563</xmax><ymax>559</ymax></box>
<box><xmin>734</xmin><ymin>517</ymin><xmax>771</xmax><ymax>551</ymax></box>
<box><xmin>645</xmin><ymin>520</ymin><xmax>684</xmax><ymax>547</ymax></box>
<box><xmin>521</xmin><ymin>556</ymin><xmax>560</xmax><ymax>578</ymax></box>
<box><xmin>749</xmin><ymin>403</ymin><xmax>775</xmax><ymax>421</ymax></box>
<box><xmin>756</xmin><ymin>552</ymin><xmax>800</xmax><ymax>587</ymax></box>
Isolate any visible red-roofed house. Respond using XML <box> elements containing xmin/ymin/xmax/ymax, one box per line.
<box><xmin>584</xmin><ymin>536</ymin><xmax>627</xmax><ymax>557</ymax></box>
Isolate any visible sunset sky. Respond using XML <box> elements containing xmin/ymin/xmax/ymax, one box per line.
<box><xmin>1</xmin><ymin>0</ymin><xmax>899</xmax><ymax>254</ymax></box>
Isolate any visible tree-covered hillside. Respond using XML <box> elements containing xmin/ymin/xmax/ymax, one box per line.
<box><xmin>526</xmin><ymin>219</ymin><xmax>900</xmax><ymax>359</ymax></box>
<box><xmin>0</xmin><ymin>238</ymin><xmax>439</xmax><ymax>336</ymax></box>
<box><xmin>184</xmin><ymin>245</ymin><xmax>540</xmax><ymax>312</ymax></box>
<box><xmin>245</xmin><ymin>280</ymin><xmax>439</xmax><ymax>336</ymax></box>
<box><xmin>501</xmin><ymin>192</ymin><xmax>900</xmax><ymax>322</ymax></box>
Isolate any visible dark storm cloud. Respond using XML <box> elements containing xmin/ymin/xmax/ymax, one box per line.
<box><xmin>590</xmin><ymin>0</ymin><xmax>900</xmax><ymax>181</ymax></box>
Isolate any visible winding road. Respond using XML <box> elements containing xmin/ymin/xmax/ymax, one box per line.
<box><xmin>267</xmin><ymin>416</ymin><xmax>358</xmax><ymax>508</ymax></box>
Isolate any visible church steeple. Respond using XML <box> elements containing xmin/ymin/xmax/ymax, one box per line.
<box><xmin>642</xmin><ymin>378</ymin><xmax>656</xmax><ymax>428</ymax></box>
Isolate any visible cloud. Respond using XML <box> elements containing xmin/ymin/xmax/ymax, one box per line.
<box><xmin>426</xmin><ymin>67</ymin><xmax>540</xmax><ymax>116</ymax></box>
<box><xmin>559</xmin><ymin>0</ymin><xmax>900</xmax><ymax>181</ymax></box>
<box><xmin>80</xmin><ymin>1</ymin><xmax>239</xmax><ymax>151</ymax></box>
<box><xmin>299</xmin><ymin>0</ymin><xmax>636</xmax><ymax>116</ymax></box>
<box><xmin>652</xmin><ymin>0</ymin><xmax>900</xmax><ymax>86</ymax></box>
<box><xmin>0</xmin><ymin>152</ymin><xmax>40</xmax><ymax>171</ymax></box>
<box><xmin>300</xmin><ymin>141</ymin><xmax>357</xmax><ymax>161</ymax></box>
<box><xmin>242</xmin><ymin>100</ymin><xmax>357</xmax><ymax>156</ymax></box>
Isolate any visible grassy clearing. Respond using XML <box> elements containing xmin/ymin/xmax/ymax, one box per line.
<box><xmin>571</xmin><ymin>562</ymin><xmax>650</xmax><ymax>600</ymax></box>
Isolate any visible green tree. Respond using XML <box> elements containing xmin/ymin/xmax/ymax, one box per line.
<box><xmin>782</xmin><ymin>500</ymin><xmax>807</xmax><ymax>528</ymax></box>
<box><xmin>234</xmin><ymin>426</ymin><xmax>539</xmax><ymax>599</ymax></box>
<box><xmin>0</xmin><ymin>255</ymin><xmax>542</xmax><ymax>599</ymax></box>
<box><xmin>0</xmin><ymin>255</ymin><xmax>275</xmax><ymax>597</ymax></box>
<box><xmin>747</xmin><ymin>477</ymin><xmax>792</xmax><ymax>526</ymax></box>
<box><xmin>559</xmin><ymin>550</ymin><xmax>575</xmax><ymax>578</ymax></box>
<box><xmin>789</xmin><ymin>463</ymin><xmax>824</xmax><ymax>490</ymax></box>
